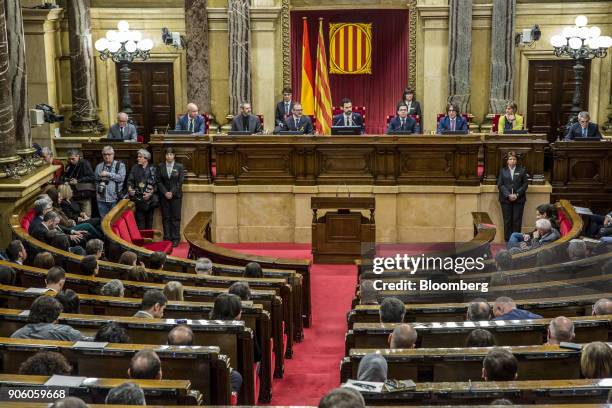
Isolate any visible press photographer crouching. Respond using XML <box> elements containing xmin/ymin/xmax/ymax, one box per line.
<box><xmin>127</xmin><ymin>149</ymin><xmax>159</xmax><ymax>229</ymax></box>
<box><xmin>95</xmin><ymin>146</ymin><xmax>127</xmax><ymax>219</ymax></box>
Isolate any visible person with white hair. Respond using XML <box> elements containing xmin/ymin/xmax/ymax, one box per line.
<box><xmin>40</xmin><ymin>146</ymin><xmax>64</xmax><ymax>185</ymax></box>
<box><xmin>127</xmin><ymin>149</ymin><xmax>159</xmax><ymax>229</ymax></box>
<box><xmin>175</xmin><ymin>103</ymin><xmax>206</xmax><ymax>134</ymax></box>
<box><xmin>564</xmin><ymin>111</ymin><xmax>602</xmax><ymax>140</ymax></box>
<box><xmin>94</xmin><ymin>146</ymin><xmax>126</xmax><ymax>219</ymax></box>
<box><xmin>510</xmin><ymin>218</ymin><xmax>560</xmax><ymax>254</ymax></box>
<box><xmin>107</xmin><ymin>112</ymin><xmax>137</xmax><ymax>141</ymax></box>
<box><xmin>546</xmin><ymin>316</ymin><xmax>575</xmax><ymax>345</ymax></box>
<box><xmin>567</xmin><ymin>239</ymin><xmax>587</xmax><ymax>261</ymax></box>
<box><xmin>195</xmin><ymin>257</ymin><xmax>213</xmax><ymax>275</ymax></box>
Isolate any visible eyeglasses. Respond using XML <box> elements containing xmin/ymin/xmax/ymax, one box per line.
<box><xmin>102</xmin><ymin>153</ymin><xmax>113</xmax><ymax>156</ymax></box>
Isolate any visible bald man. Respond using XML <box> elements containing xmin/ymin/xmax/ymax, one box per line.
<box><xmin>107</xmin><ymin>112</ymin><xmax>137</xmax><ymax>141</ymax></box>
<box><xmin>546</xmin><ymin>316</ymin><xmax>575</xmax><ymax>345</ymax></box>
<box><xmin>388</xmin><ymin>323</ymin><xmax>417</xmax><ymax>349</ymax></box>
<box><xmin>167</xmin><ymin>325</ymin><xmax>194</xmax><ymax>346</ymax></box>
<box><xmin>593</xmin><ymin>298</ymin><xmax>612</xmax><ymax>316</ymax></box>
<box><xmin>128</xmin><ymin>349</ymin><xmax>162</xmax><ymax>380</ymax></box>
<box><xmin>175</xmin><ymin>103</ymin><xmax>206</xmax><ymax>134</ymax></box>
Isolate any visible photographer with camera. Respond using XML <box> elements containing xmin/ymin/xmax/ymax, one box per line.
<box><xmin>62</xmin><ymin>149</ymin><xmax>95</xmax><ymax>217</ymax></box>
<box><xmin>95</xmin><ymin>146</ymin><xmax>127</xmax><ymax>219</ymax></box>
<box><xmin>127</xmin><ymin>149</ymin><xmax>159</xmax><ymax>229</ymax></box>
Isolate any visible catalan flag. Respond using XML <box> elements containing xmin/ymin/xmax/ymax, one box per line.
<box><xmin>329</xmin><ymin>23</ymin><xmax>372</xmax><ymax>75</ymax></box>
<box><xmin>315</xmin><ymin>18</ymin><xmax>333</xmax><ymax>135</ymax></box>
<box><xmin>300</xmin><ymin>17</ymin><xmax>315</xmax><ymax>115</ymax></box>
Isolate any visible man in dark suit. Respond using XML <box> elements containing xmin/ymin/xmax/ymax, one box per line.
<box><xmin>157</xmin><ymin>148</ymin><xmax>185</xmax><ymax>247</ymax></box>
<box><xmin>107</xmin><ymin>112</ymin><xmax>137</xmax><ymax>141</ymax></box>
<box><xmin>387</xmin><ymin>104</ymin><xmax>419</xmax><ymax>134</ymax></box>
<box><xmin>564</xmin><ymin>111</ymin><xmax>603</xmax><ymax>140</ymax></box>
<box><xmin>332</xmin><ymin>98</ymin><xmax>365</xmax><ymax>134</ymax></box>
<box><xmin>437</xmin><ymin>103</ymin><xmax>468</xmax><ymax>134</ymax></box>
<box><xmin>230</xmin><ymin>102</ymin><xmax>263</xmax><ymax>134</ymax></box>
<box><xmin>283</xmin><ymin>103</ymin><xmax>314</xmax><ymax>134</ymax></box>
<box><xmin>497</xmin><ymin>152</ymin><xmax>529</xmax><ymax>242</ymax></box>
<box><xmin>175</xmin><ymin>103</ymin><xmax>206</xmax><ymax>134</ymax></box>
<box><xmin>275</xmin><ymin>87</ymin><xmax>294</xmax><ymax>127</ymax></box>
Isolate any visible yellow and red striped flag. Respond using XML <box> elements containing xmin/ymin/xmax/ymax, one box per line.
<box><xmin>300</xmin><ymin>17</ymin><xmax>315</xmax><ymax>115</ymax></box>
<box><xmin>314</xmin><ymin>18</ymin><xmax>333</xmax><ymax>135</ymax></box>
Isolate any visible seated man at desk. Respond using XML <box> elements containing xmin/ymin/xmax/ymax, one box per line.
<box><xmin>387</xmin><ymin>104</ymin><xmax>419</xmax><ymax>134</ymax></box>
<box><xmin>107</xmin><ymin>112</ymin><xmax>137</xmax><ymax>141</ymax></box>
<box><xmin>564</xmin><ymin>111</ymin><xmax>602</xmax><ymax>140</ymax></box>
<box><xmin>437</xmin><ymin>103</ymin><xmax>468</xmax><ymax>134</ymax></box>
<box><xmin>282</xmin><ymin>103</ymin><xmax>314</xmax><ymax>134</ymax></box>
<box><xmin>230</xmin><ymin>102</ymin><xmax>263</xmax><ymax>134</ymax></box>
<box><xmin>332</xmin><ymin>98</ymin><xmax>364</xmax><ymax>134</ymax></box>
<box><xmin>175</xmin><ymin>103</ymin><xmax>206</xmax><ymax>134</ymax></box>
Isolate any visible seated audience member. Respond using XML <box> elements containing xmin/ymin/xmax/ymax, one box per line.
<box><xmin>494</xmin><ymin>249</ymin><xmax>513</xmax><ymax>271</ymax></box>
<box><xmin>32</xmin><ymin>212</ymin><xmax>85</xmax><ymax>251</ymax></box>
<box><xmin>41</xmin><ymin>146</ymin><xmax>64</xmax><ymax>185</ymax></box>
<box><xmin>79</xmin><ymin>255</ymin><xmax>98</xmax><ymax>276</ymax></box>
<box><xmin>465</xmin><ymin>329</ymin><xmax>497</xmax><ymax>347</ymax></box>
<box><xmin>167</xmin><ymin>324</ymin><xmax>194</xmax><ymax>345</ymax></box>
<box><xmin>231</xmin><ymin>102</ymin><xmax>263</xmax><ymax>134</ymax></box>
<box><xmin>564</xmin><ymin>111</ymin><xmax>603</xmax><ymax>140</ymax></box>
<box><xmin>0</xmin><ymin>264</ymin><xmax>15</xmax><ymax>285</ymax></box>
<box><xmin>163</xmin><ymin>281</ymin><xmax>184</xmax><ymax>301</ymax></box>
<box><xmin>19</xmin><ymin>351</ymin><xmax>72</xmax><ymax>376</ymax></box>
<box><xmin>482</xmin><ymin>348</ymin><xmax>518</xmax><ymax>381</ymax></box>
<box><xmin>595</xmin><ymin>211</ymin><xmax>612</xmax><ymax>242</ymax></box>
<box><xmin>105</xmin><ymin>382</ymin><xmax>146</xmax><ymax>406</ymax></box>
<box><xmin>10</xmin><ymin>295</ymin><xmax>82</xmax><ymax>341</ymax></box>
<box><xmin>466</xmin><ymin>299</ymin><xmax>491</xmax><ymax>321</ymax></box>
<box><xmin>493</xmin><ymin>296</ymin><xmax>542</xmax><ymax>320</ymax></box>
<box><xmin>55</xmin><ymin>289</ymin><xmax>80</xmax><ymax>314</ymax></box>
<box><xmin>100</xmin><ymin>279</ymin><xmax>125</xmax><ymax>297</ymax></box>
<box><xmin>535</xmin><ymin>248</ymin><xmax>556</xmax><ymax>267</ymax></box>
<box><xmin>319</xmin><ymin>387</ymin><xmax>365</xmax><ymax>408</ymax></box>
<box><xmin>280</xmin><ymin>102</ymin><xmax>314</xmax><ymax>134</ymax></box>
<box><xmin>332</xmin><ymin>98</ymin><xmax>365</xmax><ymax>134</ymax></box>
<box><xmin>210</xmin><ymin>293</ymin><xmax>242</xmax><ymax>320</ymax></box>
<box><xmin>387</xmin><ymin>103</ymin><xmax>419</xmax><ymax>134</ymax></box>
<box><xmin>57</xmin><ymin>184</ymin><xmax>102</xmax><ymax>239</ymax></box>
<box><xmin>436</xmin><ymin>103</ymin><xmax>468</xmax><ymax>134</ymax></box>
<box><xmin>118</xmin><ymin>250</ymin><xmax>138</xmax><ymax>266</ymax></box>
<box><xmin>581</xmin><ymin>341</ymin><xmax>612</xmax><ymax>379</ymax></box>
<box><xmin>497</xmin><ymin>101</ymin><xmax>524</xmax><ymax>134</ymax></box>
<box><xmin>148</xmin><ymin>251</ymin><xmax>167</xmax><ymax>270</ymax></box>
<box><xmin>133</xmin><ymin>290</ymin><xmax>167</xmax><ymax>318</ymax></box>
<box><xmin>592</xmin><ymin>298</ymin><xmax>612</xmax><ymax>316</ymax></box>
<box><xmin>359</xmin><ymin>280</ymin><xmax>378</xmax><ymax>305</ymax></box>
<box><xmin>546</xmin><ymin>316</ymin><xmax>575</xmax><ymax>345</ymax></box>
<box><xmin>357</xmin><ymin>352</ymin><xmax>388</xmax><ymax>382</ymax></box>
<box><xmin>229</xmin><ymin>281</ymin><xmax>251</xmax><ymax>301</ymax></box>
<box><xmin>95</xmin><ymin>322</ymin><xmax>130</xmax><ymax>343</ymax></box>
<box><xmin>107</xmin><ymin>112</ymin><xmax>137</xmax><ymax>141</ymax></box>
<box><xmin>126</xmin><ymin>265</ymin><xmax>148</xmax><ymax>282</ymax></box>
<box><xmin>28</xmin><ymin>198</ymin><xmax>53</xmax><ymax>234</ymax></box>
<box><xmin>508</xmin><ymin>203</ymin><xmax>558</xmax><ymax>248</ymax></box>
<box><xmin>388</xmin><ymin>323</ymin><xmax>417</xmax><ymax>349</ymax></box>
<box><xmin>379</xmin><ymin>297</ymin><xmax>405</xmax><ymax>323</ymax></box>
<box><xmin>85</xmin><ymin>239</ymin><xmax>105</xmax><ymax>259</ymax></box>
<box><xmin>33</xmin><ymin>251</ymin><xmax>55</xmax><ymax>269</ymax></box>
<box><xmin>195</xmin><ymin>257</ymin><xmax>213</xmax><ymax>275</ymax></box>
<box><xmin>510</xmin><ymin>218</ymin><xmax>560</xmax><ymax>254</ymax></box>
<box><xmin>45</xmin><ymin>266</ymin><xmax>66</xmax><ymax>293</ymax></box>
<box><xmin>567</xmin><ymin>239</ymin><xmax>587</xmax><ymax>260</ymax></box>
<box><xmin>6</xmin><ymin>239</ymin><xmax>27</xmax><ymax>265</ymax></box>
<box><xmin>50</xmin><ymin>397</ymin><xmax>89</xmax><ymax>408</ymax></box>
<box><xmin>175</xmin><ymin>103</ymin><xmax>206</xmax><ymax>134</ymax></box>
<box><xmin>128</xmin><ymin>349</ymin><xmax>162</xmax><ymax>379</ymax></box>
<box><xmin>48</xmin><ymin>230</ymin><xmax>85</xmax><ymax>256</ymax></box>
<box><xmin>244</xmin><ymin>261</ymin><xmax>263</xmax><ymax>278</ymax></box>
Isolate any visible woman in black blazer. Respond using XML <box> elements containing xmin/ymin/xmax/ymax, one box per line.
<box><xmin>397</xmin><ymin>88</ymin><xmax>422</xmax><ymax>124</ymax></box>
<box><xmin>497</xmin><ymin>152</ymin><xmax>529</xmax><ymax>242</ymax></box>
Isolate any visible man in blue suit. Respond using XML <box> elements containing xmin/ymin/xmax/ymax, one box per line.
<box><xmin>437</xmin><ymin>103</ymin><xmax>468</xmax><ymax>134</ymax></box>
<box><xmin>387</xmin><ymin>104</ymin><xmax>419</xmax><ymax>134</ymax></box>
<box><xmin>564</xmin><ymin>111</ymin><xmax>602</xmax><ymax>140</ymax></box>
<box><xmin>175</xmin><ymin>103</ymin><xmax>206</xmax><ymax>134</ymax></box>
<box><xmin>332</xmin><ymin>98</ymin><xmax>364</xmax><ymax>134</ymax></box>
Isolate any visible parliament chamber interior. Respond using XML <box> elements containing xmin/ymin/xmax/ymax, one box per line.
<box><xmin>0</xmin><ymin>0</ymin><xmax>611</xmax><ymax>407</ymax></box>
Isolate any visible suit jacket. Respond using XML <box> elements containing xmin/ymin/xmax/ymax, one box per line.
<box><xmin>397</xmin><ymin>100</ymin><xmax>422</xmax><ymax>118</ymax></box>
<box><xmin>275</xmin><ymin>100</ymin><xmax>295</xmax><ymax>126</ymax></box>
<box><xmin>133</xmin><ymin>310</ymin><xmax>154</xmax><ymax>318</ymax></box>
<box><xmin>30</xmin><ymin>223</ymin><xmax>52</xmax><ymax>244</ymax></box>
<box><xmin>283</xmin><ymin>115</ymin><xmax>314</xmax><ymax>134</ymax></box>
<box><xmin>332</xmin><ymin>112</ymin><xmax>365</xmax><ymax>134</ymax></box>
<box><xmin>28</xmin><ymin>216</ymin><xmax>43</xmax><ymax>235</ymax></box>
<box><xmin>107</xmin><ymin>123</ymin><xmax>137</xmax><ymax>141</ymax></box>
<box><xmin>437</xmin><ymin>115</ymin><xmax>468</xmax><ymax>134</ymax></box>
<box><xmin>497</xmin><ymin>166</ymin><xmax>529</xmax><ymax>204</ymax></box>
<box><xmin>531</xmin><ymin>228</ymin><xmax>561</xmax><ymax>249</ymax></box>
<box><xmin>230</xmin><ymin>114</ymin><xmax>263</xmax><ymax>134</ymax></box>
<box><xmin>175</xmin><ymin>114</ymin><xmax>206</xmax><ymax>134</ymax></box>
<box><xmin>564</xmin><ymin>122</ymin><xmax>602</xmax><ymax>140</ymax></box>
<box><xmin>158</xmin><ymin>161</ymin><xmax>185</xmax><ymax>198</ymax></box>
<box><xmin>387</xmin><ymin>116</ymin><xmax>419</xmax><ymax>134</ymax></box>
<box><xmin>498</xmin><ymin>114</ymin><xmax>524</xmax><ymax>134</ymax></box>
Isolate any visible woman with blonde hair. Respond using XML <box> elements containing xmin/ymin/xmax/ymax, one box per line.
<box><xmin>56</xmin><ymin>184</ymin><xmax>103</xmax><ymax>239</ymax></box>
<box><xmin>497</xmin><ymin>101</ymin><xmax>524</xmax><ymax>134</ymax></box>
<box><xmin>581</xmin><ymin>341</ymin><xmax>612</xmax><ymax>379</ymax></box>
<box><xmin>163</xmin><ymin>281</ymin><xmax>184</xmax><ymax>301</ymax></box>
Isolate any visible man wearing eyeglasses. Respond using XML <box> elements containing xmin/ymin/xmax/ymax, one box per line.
<box><xmin>107</xmin><ymin>112</ymin><xmax>137</xmax><ymax>142</ymax></box>
<box><xmin>437</xmin><ymin>103</ymin><xmax>468</xmax><ymax>134</ymax></box>
<box><xmin>282</xmin><ymin>103</ymin><xmax>314</xmax><ymax>134</ymax></box>
<box><xmin>564</xmin><ymin>111</ymin><xmax>602</xmax><ymax>140</ymax></box>
<box><xmin>94</xmin><ymin>146</ymin><xmax>126</xmax><ymax>219</ymax></box>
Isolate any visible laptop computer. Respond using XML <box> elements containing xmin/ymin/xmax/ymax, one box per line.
<box><xmin>331</xmin><ymin>126</ymin><xmax>362</xmax><ymax>136</ymax></box>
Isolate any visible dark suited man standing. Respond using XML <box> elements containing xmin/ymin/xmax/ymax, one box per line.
<box><xmin>230</xmin><ymin>102</ymin><xmax>263</xmax><ymax>134</ymax></box>
<box><xmin>332</xmin><ymin>98</ymin><xmax>365</xmax><ymax>134</ymax></box>
<box><xmin>158</xmin><ymin>148</ymin><xmax>185</xmax><ymax>247</ymax></box>
<box><xmin>564</xmin><ymin>111</ymin><xmax>602</xmax><ymax>140</ymax></box>
<box><xmin>282</xmin><ymin>103</ymin><xmax>314</xmax><ymax>134</ymax></box>
<box><xmin>275</xmin><ymin>87</ymin><xmax>294</xmax><ymax>127</ymax></box>
<box><xmin>497</xmin><ymin>152</ymin><xmax>529</xmax><ymax>242</ymax></box>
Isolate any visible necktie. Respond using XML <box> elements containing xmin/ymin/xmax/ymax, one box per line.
<box><xmin>285</xmin><ymin>103</ymin><xmax>289</xmax><ymax>115</ymax></box>
<box><xmin>189</xmin><ymin>119</ymin><xmax>193</xmax><ymax>132</ymax></box>
<box><xmin>345</xmin><ymin>116</ymin><xmax>349</xmax><ymax>127</ymax></box>
<box><xmin>451</xmin><ymin>119</ymin><xmax>455</xmax><ymax>131</ymax></box>
<box><xmin>295</xmin><ymin>118</ymin><xmax>299</xmax><ymax>129</ymax></box>
<box><xmin>120</xmin><ymin>127</ymin><xmax>124</xmax><ymax>138</ymax></box>
<box><xmin>582</xmin><ymin>127</ymin><xmax>587</xmax><ymax>137</ymax></box>
<box><xmin>400</xmin><ymin>118</ymin><xmax>405</xmax><ymax>128</ymax></box>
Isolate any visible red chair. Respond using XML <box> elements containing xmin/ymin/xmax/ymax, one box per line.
<box><xmin>114</xmin><ymin>210</ymin><xmax>173</xmax><ymax>254</ymax></box>
<box><xmin>557</xmin><ymin>209</ymin><xmax>573</xmax><ymax>237</ymax></box>
<box><xmin>20</xmin><ymin>209</ymin><xmax>36</xmax><ymax>231</ymax></box>
<box><xmin>332</xmin><ymin>106</ymin><xmax>366</xmax><ymax>126</ymax></box>
<box><xmin>308</xmin><ymin>115</ymin><xmax>317</xmax><ymax>130</ymax></box>
<box><xmin>491</xmin><ymin>114</ymin><xmax>501</xmax><ymax>133</ymax></box>
<box><xmin>256</xmin><ymin>114</ymin><xmax>264</xmax><ymax>129</ymax></box>
<box><xmin>175</xmin><ymin>113</ymin><xmax>212</xmax><ymax>134</ymax></box>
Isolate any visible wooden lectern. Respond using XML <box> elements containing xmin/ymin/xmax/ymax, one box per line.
<box><xmin>311</xmin><ymin>197</ymin><xmax>375</xmax><ymax>264</ymax></box>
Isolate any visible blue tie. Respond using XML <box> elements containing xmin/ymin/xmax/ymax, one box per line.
<box><xmin>582</xmin><ymin>127</ymin><xmax>587</xmax><ymax>137</ymax></box>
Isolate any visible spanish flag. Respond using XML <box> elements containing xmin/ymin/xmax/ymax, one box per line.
<box><xmin>300</xmin><ymin>17</ymin><xmax>315</xmax><ymax>115</ymax></box>
<box><xmin>315</xmin><ymin>18</ymin><xmax>332</xmax><ymax>134</ymax></box>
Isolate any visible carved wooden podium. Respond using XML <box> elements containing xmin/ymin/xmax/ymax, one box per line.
<box><xmin>311</xmin><ymin>197</ymin><xmax>375</xmax><ymax>264</ymax></box>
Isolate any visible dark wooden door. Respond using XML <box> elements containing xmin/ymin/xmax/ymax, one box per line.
<box><xmin>527</xmin><ymin>59</ymin><xmax>590</xmax><ymax>143</ymax></box>
<box><xmin>117</xmin><ymin>62</ymin><xmax>175</xmax><ymax>142</ymax></box>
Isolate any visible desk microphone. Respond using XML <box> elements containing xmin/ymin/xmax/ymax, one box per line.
<box><xmin>164</xmin><ymin>124</ymin><xmax>170</xmax><ymax>134</ymax></box>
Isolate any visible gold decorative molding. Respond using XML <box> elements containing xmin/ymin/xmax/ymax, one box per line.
<box><xmin>407</xmin><ymin>0</ymin><xmax>417</xmax><ymax>91</ymax></box>
<box><xmin>281</xmin><ymin>0</ymin><xmax>291</xmax><ymax>88</ymax></box>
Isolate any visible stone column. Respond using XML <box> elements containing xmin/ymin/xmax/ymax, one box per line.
<box><xmin>488</xmin><ymin>0</ymin><xmax>516</xmax><ymax>115</ymax></box>
<box><xmin>185</xmin><ymin>0</ymin><xmax>211</xmax><ymax>115</ymax></box>
<box><xmin>66</xmin><ymin>0</ymin><xmax>103</xmax><ymax>133</ymax></box>
<box><xmin>447</xmin><ymin>0</ymin><xmax>472</xmax><ymax>113</ymax></box>
<box><xmin>5</xmin><ymin>0</ymin><xmax>32</xmax><ymax>152</ymax></box>
<box><xmin>228</xmin><ymin>0</ymin><xmax>252</xmax><ymax>115</ymax></box>
<box><xmin>0</xmin><ymin>0</ymin><xmax>19</xmax><ymax>171</ymax></box>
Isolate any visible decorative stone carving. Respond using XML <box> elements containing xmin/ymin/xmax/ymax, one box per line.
<box><xmin>447</xmin><ymin>0</ymin><xmax>472</xmax><ymax>113</ymax></box>
<box><xmin>228</xmin><ymin>0</ymin><xmax>252</xmax><ymax>114</ymax></box>
<box><xmin>185</xmin><ymin>0</ymin><xmax>211</xmax><ymax>114</ymax></box>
